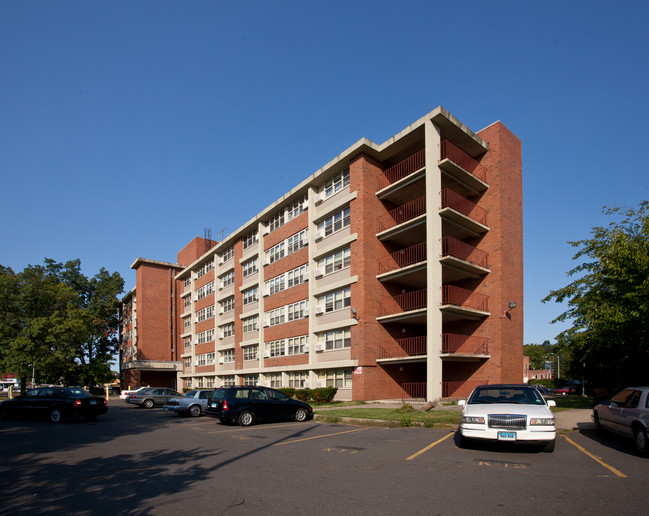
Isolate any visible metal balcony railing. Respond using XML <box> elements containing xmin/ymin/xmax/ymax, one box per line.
<box><xmin>377</xmin><ymin>336</ymin><xmax>427</xmax><ymax>359</ymax></box>
<box><xmin>442</xmin><ymin>334</ymin><xmax>489</xmax><ymax>355</ymax></box>
<box><xmin>401</xmin><ymin>382</ymin><xmax>426</xmax><ymax>400</ymax></box>
<box><xmin>378</xmin><ymin>288</ymin><xmax>427</xmax><ymax>317</ymax></box>
<box><xmin>441</xmin><ymin>189</ymin><xmax>487</xmax><ymax>226</ymax></box>
<box><xmin>377</xmin><ymin>242</ymin><xmax>427</xmax><ymax>275</ymax></box>
<box><xmin>442</xmin><ymin>379</ymin><xmax>488</xmax><ymax>398</ymax></box>
<box><xmin>378</xmin><ymin>149</ymin><xmax>426</xmax><ymax>190</ymax></box>
<box><xmin>442</xmin><ymin>237</ymin><xmax>488</xmax><ymax>268</ymax></box>
<box><xmin>377</xmin><ymin>196</ymin><xmax>426</xmax><ymax>232</ymax></box>
<box><xmin>442</xmin><ymin>285</ymin><xmax>489</xmax><ymax>313</ymax></box>
<box><xmin>440</xmin><ymin>140</ymin><xmax>487</xmax><ymax>183</ymax></box>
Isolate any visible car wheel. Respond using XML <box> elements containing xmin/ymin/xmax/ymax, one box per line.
<box><xmin>634</xmin><ymin>426</ymin><xmax>648</xmax><ymax>456</ymax></box>
<box><xmin>294</xmin><ymin>408</ymin><xmax>308</xmax><ymax>422</ymax></box>
<box><xmin>238</xmin><ymin>411</ymin><xmax>254</xmax><ymax>427</ymax></box>
<box><xmin>543</xmin><ymin>439</ymin><xmax>556</xmax><ymax>453</ymax></box>
<box><xmin>143</xmin><ymin>399</ymin><xmax>154</xmax><ymax>409</ymax></box>
<box><xmin>49</xmin><ymin>408</ymin><xmax>64</xmax><ymax>424</ymax></box>
<box><xmin>188</xmin><ymin>405</ymin><xmax>202</xmax><ymax>417</ymax></box>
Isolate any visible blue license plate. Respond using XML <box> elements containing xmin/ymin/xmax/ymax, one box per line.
<box><xmin>498</xmin><ymin>432</ymin><xmax>516</xmax><ymax>441</ymax></box>
<box><xmin>90</xmin><ymin>400</ymin><xmax>97</xmax><ymax>405</ymax></box>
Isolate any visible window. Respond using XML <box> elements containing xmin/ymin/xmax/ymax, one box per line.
<box><xmin>183</xmin><ymin>358</ymin><xmax>191</xmax><ymax>369</ymax></box>
<box><xmin>287</xmin><ymin>264</ymin><xmax>308</xmax><ymax>288</ymax></box>
<box><xmin>287</xmin><ymin>195</ymin><xmax>307</xmax><ymax>221</ymax></box>
<box><xmin>265</xmin><ymin>373</ymin><xmax>282</xmax><ymax>388</ymax></box>
<box><xmin>324</xmin><ymin>169</ymin><xmax>350</xmax><ymax>198</ymax></box>
<box><xmin>184</xmin><ymin>277</ymin><xmax>191</xmax><ymax>288</ymax></box>
<box><xmin>197</xmin><ymin>352</ymin><xmax>215</xmax><ymax>366</ymax></box>
<box><xmin>268</xmin><ymin>211</ymin><xmax>285</xmax><ymax>232</ymax></box>
<box><xmin>221</xmin><ymin>296</ymin><xmax>235</xmax><ymax>313</ymax></box>
<box><xmin>320</xmin><ymin>369</ymin><xmax>352</xmax><ymax>388</ymax></box>
<box><xmin>320</xmin><ymin>247</ymin><xmax>351</xmax><ymax>275</ymax></box>
<box><xmin>324</xmin><ymin>328</ymin><xmax>351</xmax><ymax>350</ymax></box>
<box><xmin>243</xmin><ymin>345</ymin><xmax>258</xmax><ymax>361</ymax></box>
<box><xmin>197</xmin><ymin>305</ymin><xmax>215</xmax><ymax>322</ymax></box>
<box><xmin>221</xmin><ymin>323</ymin><xmax>234</xmax><ymax>339</ymax></box>
<box><xmin>221</xmin><ymin>246</ymin><xmax>234</xmax><ymax>263</ymax></box>
<box><xmin>288</xmin><ymin>371</ymin><xmax>307</xmax><ymax>389</ymax></box>
<box><xmin>267</xmin><ymin>307</ymin><xmax>285</xmax><ymax>327</ymax></box>
<box><xmin>242</xmin><ymin>315</ymin><xmax>258</xmax><ymax>333</ymax></box>
<box><xmin>243</xmin><ymin>374</ymin><xmax>259</xmax><ymax>386</ymax></box>
<box><xmin>197</xmin><ymin>260</ymin><xmax>214</xmax><ymax>278</ymax></box>
<box><xmin>183</xmin><ymin>337</ymin><xmax>192</xmax><ymax>349</ymax></box>
<box><xmin>222</xmin><ymin>349</ymin><xmax>235</xmax><ymax>363</ymax></box>
<box><xmin>196</xmin><ymin>281</ymin><xmax>215</xmax><ymax>301</ymax></box>
<box><xmin>184</xmin><ymin>296</ymin><xmax>192</xmax><ymax>309</ymax></box>
<box><xmin>267</xmin><ymin>274</ymin><xmax>286</xmax><ymax>295</ymax></box>
<box><xmin>319</xmin><ymin>207</ymin><xmax>350</xmax><ymax>237</ymax></box>
<box><xmin>287</xmin><ymin>300</ymin><xmax>308</xmax><ymax>321</ymax></box>
<box><xmin>323</xmin><ymin>287</ymin><xmax>351</xmax><ymax>313</ymax></box>
<box><xmin>268</xmin><ymin>241</ymin><xmax>285</xmax><ymax>264</ymax></box>
<box><xmin>268</xmin><ymin>339</ymin><xmax>286</xmax><ymax>357</ymax></box>
<box><xmin>206</xmin><ymin>377</ymin><xmax>215</xmax><ymax>388</ymax></box>
<box><xmin>287</xmin><ymin>229</ymin><xmax>308</xmax><ymax>254</ymax></box>
<box><xmin>243</xmin><ymin>286</ymin><xmax>258</xmax><ymax>306</ymax></box>
<box><xmin>221</xmin><ymin>270</ymin><xmax>234</xmax><ymax>289</ymax></box>
<box><xmin>242</xmin><ymin>257</ymin><xmax>258</xmax><ymax>278</ymax></box>
<box><xmin>197</xmin><ymin>329</ymin><xmax>215</xmax><ymax>344</ymax></box>
<box><xmin>184</xmin><ymin>318</ymin><xmax>191</xmax><ymax>330</ymax></box>
<box><xmin>288</xmin><ymin>335</ymin><xmax>307</xmax><ymax>355</ymax></box>
<box><xmin>243</xmin><ymin>232</ymin><xmax>258</xmax><ymax>250</ymax></box>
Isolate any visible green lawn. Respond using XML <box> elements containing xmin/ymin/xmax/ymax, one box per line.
<box><xmin>314</xmin><ymin>404</ymin><xmax>461</xmax><ymax>427</ymax></box>
<box><xmin>550</xmin><ymin>395</ymin><xmax>596</xmax><ymax>411</ymax></box>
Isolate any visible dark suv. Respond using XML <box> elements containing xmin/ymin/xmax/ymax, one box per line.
<box><xmin>206</xmin><ymin>386</ymin><xmax>313</xmax><ymax>426</ymax></box>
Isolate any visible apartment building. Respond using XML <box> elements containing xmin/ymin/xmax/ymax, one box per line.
<box><xmin>119</xmin><ymin>106</ymin><xmax>523</xmax><ymax>401</ymax></box>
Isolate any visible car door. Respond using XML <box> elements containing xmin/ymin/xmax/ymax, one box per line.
<box><xmin>198</xmin><ymin>390</ymin><xmax>211</xmax><ymax>410</ymax></box>
<box><xmin>603</xmin><ymin>389</ymin><xmax>634</xmax><ymax>436</ymax></box>
<box><xmin>619</xmin><ymin>390</ymin><xmax>643</xmax><ymax>439</ymax></box>
<box><xmin>266</xmin><ymin>388</ymin><xmax>296</xmax><ymax>420</ymax></box>
<box><xmin>150</xmin><ymin>389</ymin><xmax>166</xmax><ymax>406</ymax></box>
<box><xmin>247</xmin><ymin>388</ymin><xmax>273</xmax><ymax>420</ymax></box>
<box><xmin>10</xmin><ymin>389</ymin><xmax>39</xmax><ymax>417</ymax></box>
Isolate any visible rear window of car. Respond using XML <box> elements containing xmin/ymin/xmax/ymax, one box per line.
<box><xmin>183</xmin><ymin>391</ymin><xmax>197</xmax><ymax>398</ymax></box>
<box><xmin>210</xmin><ymin>389</ymin><xmax>226</xmax><ymax>401</ymax></box>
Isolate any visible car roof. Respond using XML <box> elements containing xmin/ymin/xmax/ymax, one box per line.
<box><xmin>474</xmin><ymin>384</ymin><xmax>536</xmax><ymax>389</ymax></box>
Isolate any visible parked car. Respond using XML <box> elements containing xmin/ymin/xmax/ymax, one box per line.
<box><xmin>593</xmin><ymin>386</ymin><xmax>649</xmax><ymax>456</ymax></box>
<box><xmin>458</xmin><ymin>384</ymin><xmax>557</xmax><ymax>452</ymax></box>
<box><xmin>120</xmin><ymin>387</ymin><xmax>148</xmax><ymax>399</ymax></box>
<box><xmin>126</xmin><ymin>387</ymin><xmax>181</xmax><ymax>408</ymax></box>
<box><xmin>0</xmin><ymin>387</ymin><xmax>107</xmax><ymax>423</ymax></box>
<box><xmin>556</xmin><ymin>385</ymin><xmax>579</xmax><ymax>396</ymax></box>
<box><xmin>206</xmin><ymin>386</ymin><xmax>313</xmax><ymax>426</ymax></box>
<box><xmin>164</xmin><ymin>389</ymin><xmax>214</xmax><ymax>417</ymax></box>
<box><xmin>535</xmin><ymin>386</ymin><xmax>555</xmax><ymax>396</ymax></box>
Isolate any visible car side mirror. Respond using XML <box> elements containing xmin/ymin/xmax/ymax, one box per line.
<box><xmin>547</xmin><ymin>400</ymin><xmax>556</xmax><ymax>407</ymax></box>
<box><xmin>458</xmin><ymin>400</ymin><xmax>466</xmax><ymax>406</ymax></box>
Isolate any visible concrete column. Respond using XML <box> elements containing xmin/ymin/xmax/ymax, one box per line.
<box><xmin>425</xmin><ymin>120</ymin><xmax>444</xmax><ymax>401</ymax></box>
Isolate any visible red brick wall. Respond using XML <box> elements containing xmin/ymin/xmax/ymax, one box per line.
<box><xmin>177</xmin><ymin>237</ymin><xmax>218</xmax><ymax>266</ymax></box>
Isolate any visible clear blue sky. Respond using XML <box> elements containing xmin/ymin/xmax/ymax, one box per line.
<box><xmin>1</xmin><ymin>1</ymin><xmax>648</xmax><ymax>345</ymax></box>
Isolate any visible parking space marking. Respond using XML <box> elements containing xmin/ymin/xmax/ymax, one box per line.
<box><xmin>406</xmin><ymin>431</ymin><xmax>454</xmax><ymax>460</ymax></box>
<box><xmin>562</xmin><ymin>435</ymin><xmax>627</xmax><ymax>478</ymax></box>
<box><xmin>273</xmin><ymin>427</ymin><xmax>370</xmax><ymax>446</ymax></box>
<box><xmin>207</xmin><ymin>422</ymin><xmax>313</xmax><ymax>434</ymax></box>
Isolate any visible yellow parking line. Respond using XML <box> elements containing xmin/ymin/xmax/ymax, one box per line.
<box><xmin>562</xmin><ymin>435</ymin><xmax>627</xmax><ymax>478</ymax></box>
<box><xmin>273</xmin><ymin>427</ymin><xmax>370</xmax><ymax>446</ymax></box>
<box><xmin>406</xmin><ymin>431</ymin><xmax>455</xmax><ymax>460</ymax></box>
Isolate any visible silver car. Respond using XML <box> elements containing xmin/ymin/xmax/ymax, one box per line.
<box><xmin>593</xmin><ymin>386</ymin><xmax>649</xmax><ymax>456</ymax></box>
<box><xmin>125</xmin><ymin>387</ymin><xmax>181</xmax><ymax>409</ymax></box>
<box><xmin>164</xmin><ymin>389</ymin><xmax>213</xmax><ymax>417</ymax></box>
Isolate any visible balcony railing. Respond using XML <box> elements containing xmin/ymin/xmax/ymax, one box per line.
<box><xmin>440</xmin><ymin>140</ymin><xmax>487</xmax><ymax>183</ymax></box>
<box><xmin>378</xmin><ymin>336</ymin><xmax>427</xmax><ymax>359</ymax></box>
<box><xmin>378</xmin><ymin>288</ymin><xmax>427</xmax><ymax>317</ymax></box>
<box><xmin>441</xmin><ymin>189</ymin><xmax>487</xmax><ymax>226</ymax></box>
<box><xmin>442</xmin><ymin>379</ymin><xmax>488</xmax><ymax>398</ymax></box>
<box><xmin>442</xmin><ymin>334</ymin><xmax>489</xmax><ymax>355</ymax></box>
<box><xmin>401</xmin><ymin>382</ymin><xmax>426</xmax><ymax>400</ymax></box>
<box><xmin>377</xmin><ymin>242</ymin><xmax>427</xmax><ymax>275</ymax></box>
<box><xmin>377</xmin><ymin>196</ymin><xmax>426</xmax><ymax>232</ymax></box>
<box><xmin>442</xmin><ymin>285</ymin><xmax>489</xmax><ymax>312</ymax></box>
<box><xmin>442</xmin><ymin>237</ymin><xmax>488</xmax><ymax>268</ymax></box>
<box><xmin>378</xmin><ymin>149</ymin><xmax>425</xmax><ymax>190</ymax></box>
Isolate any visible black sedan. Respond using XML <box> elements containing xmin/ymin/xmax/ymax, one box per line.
<box><xmin>206</xmin><ymin>386</ymin><xmax>313</xmax><ymax>426</ymax></box>
<box><xmin>0</xmin><ymin>387</ymin><xmax>108</xmax><ymax>423</ymax></box>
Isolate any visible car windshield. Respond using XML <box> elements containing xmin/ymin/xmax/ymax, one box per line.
<box><xmin>468</xmin><ymin>387</ymin><xmax>545</xmax><ymax>405</ymax></box>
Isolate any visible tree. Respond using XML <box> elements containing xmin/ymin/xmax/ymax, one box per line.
<box><xmin>0</xmin><ymin>259</ymin><xmax>124</xmax><ymax>388</ymax></box>
<box><xmin>543</xmin><ymin>201</ymin><xmax>649</xmax><ymax>389</ymax></box>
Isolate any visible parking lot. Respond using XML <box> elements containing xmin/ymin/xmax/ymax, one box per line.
<box><xmin>1</xmin><ymin>399</ymin><xmax>647</xmax><ymax>515</ymax></box>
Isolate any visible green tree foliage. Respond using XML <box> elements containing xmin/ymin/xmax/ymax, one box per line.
<box><xmin>523</xmin><ymin>341</ymin><xmax>554</xmax><ymax>369</ymax></box>
<box><xmin>0</xmin><ymin>259</ymin><xmax>124</xmax><ymax>387</ymax></box>
<box><xmin>543</xmin><ymin>201</ymin><xmax>649</xmax><ymax>389</ymax></box>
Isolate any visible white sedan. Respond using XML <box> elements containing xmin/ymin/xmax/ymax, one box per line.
<box><xmin>119</xmin><ymin>386</ymin><xmax>148</xmax><ymax>400</ymax></box>
<box><xmin>458</xmin><ymin>384</ymin><xmax>557</xmax><ymax>452</ymax></box>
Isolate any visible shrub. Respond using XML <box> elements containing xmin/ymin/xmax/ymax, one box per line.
<box><xmin>293</xmin><ymin>387</ymin><xmax>338</xmax><ymax>403</ymax></box>
<box><xmin>278</xmin><ymin>387</ymin><xmax>295</xmax><ymax>398</ymax></box>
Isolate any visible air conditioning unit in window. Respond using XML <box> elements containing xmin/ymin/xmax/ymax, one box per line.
<box><xmin>315</xmin><ymin>343</ymin><xmax>324</xmax><ymax>352</ymax></box>
<box><xmin>218</xmin><ymin>334</ymin><xmax>223</xmax><ymax>340</ymax></box>
<box><xmin>218</xmin><ymin>258</ymin><xmax>224</xmax><ymax>265</ymax></box>
<box><xmin>218</xmin><ymin>307</ymin><xmax>224</xmax><ymax>315</ymax></box>
<box><xmin>262</xmin><ymin>225</ymin><xmax>270</xmax><ymax>236</ymax></box>
<box><xmin>314</xmin><ymin>231</ymin><xmax>324</xmax><ymax>242</ymax></box>
<box><xmin>314</xmin><ymin>306</ymin><xmax>324</xmax><ymax>316</ymax></box>
<box><xmin>262</xmin><ymin>350</ymin><xmax>270</xmax><ymax>358</ymax></box>
<box><xmin>263</xmin><ymin>288</ymin><xmax>270</xmax><ymax>297</ymax></box>
<box><xmin>263</xmin><ymin>258</ymin><xmax>270</xmax><ymax>267</ymax></box>
<box><xmin>301</xmin><ymin>201</ymin><xmax>308</xmax><ymax>211</ymax></box>
<box><xmin>314</xmin><ymin>267</ymin><xmax>324</xmax><ymax>278</ymax></box>
<box><xmin>263</xmin><ymin>320</ymin><xmax>270</xmax><ymax>328</ymax></box>
<box><xmin>315</xmin><ymin>192</ymin><xmax>325</xmax><ymax>205</ymax></box>
<box><xmin>218</xmin><ymin>358</ymin><xmax>224</xmax><ymax>365</ymax></box>
<box><xmin>218</xmin><ymin>284</ymin><xmax>224</xmax><ymax>290</ymax></box>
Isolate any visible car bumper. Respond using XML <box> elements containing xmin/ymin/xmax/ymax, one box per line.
<box><xmin>460</xmin><ymin>425</ymin><xmax>556</xmax><ymax>443</ymax></box>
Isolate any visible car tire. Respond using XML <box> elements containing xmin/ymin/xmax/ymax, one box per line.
<box><xmin>143</xmin><ymin>399</ymin><xmax>154</xmax><ymax>409</ymax></box>
<box><xmin>294</xmin><ymin>408</ymin><xmax>308</xmax><ymax>422</ymax></box>
<box><xmin>593</xmin><ymin>411</ymin><xmax>603</xmax><ymax>435</ymax></box>
<box><xmin>49</xmin><ymin>408</ymin><xmax>64</xmax><ymax>424</ymax></box>
<box><xmin>188</xmin><ymin>405</ymin><xmax>202</xmax><ymax>417</ymax></box>
<box><xmin>543</xmin><ymin>439</ymin><xmax>556</xmax><ymax>453</ymax></box>
<box><xmin>634</xmin><ymin>426</ymin><xmax>648</xmax><ymax>456</ymax></box>
<box><xmin>238</xmin><ymin>411</ymin><xmax>254</xmax><ymax>427</ymax></box>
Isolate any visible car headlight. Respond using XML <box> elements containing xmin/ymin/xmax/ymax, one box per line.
<box><xmin>530</xmin><ymin>417</ymin><xmax>555</xmax><ymax>426</ymax></box>
<box><xmin>461</xmin><ymin>416</ymin><xmax>485</xmax><ymax>424</ymax></box>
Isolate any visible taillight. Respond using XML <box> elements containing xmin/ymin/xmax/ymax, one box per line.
<box><xmin>74</xmin><ymin>399</ymin><xmax>82</xmax><ymax>408</ymax></box>
<box><xmin>223</xmin><ymin>400</ymin><xmax>229</xmax><ymax>411</ymax></box>
<box><xmin>103</xmin><ymin>398</ymin><xmax>107</xmax><ymax>406</ymax></box>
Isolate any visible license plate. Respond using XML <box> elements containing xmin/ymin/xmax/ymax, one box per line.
<box><xmin>498</xmin><ymin>432</ymin><xmax>516</xmax><ymax>441</ymax></box>
<box><xmin>90</xmin><ymin>400</ymin><xmax>97</xmax><ymax>405</ymax></box>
